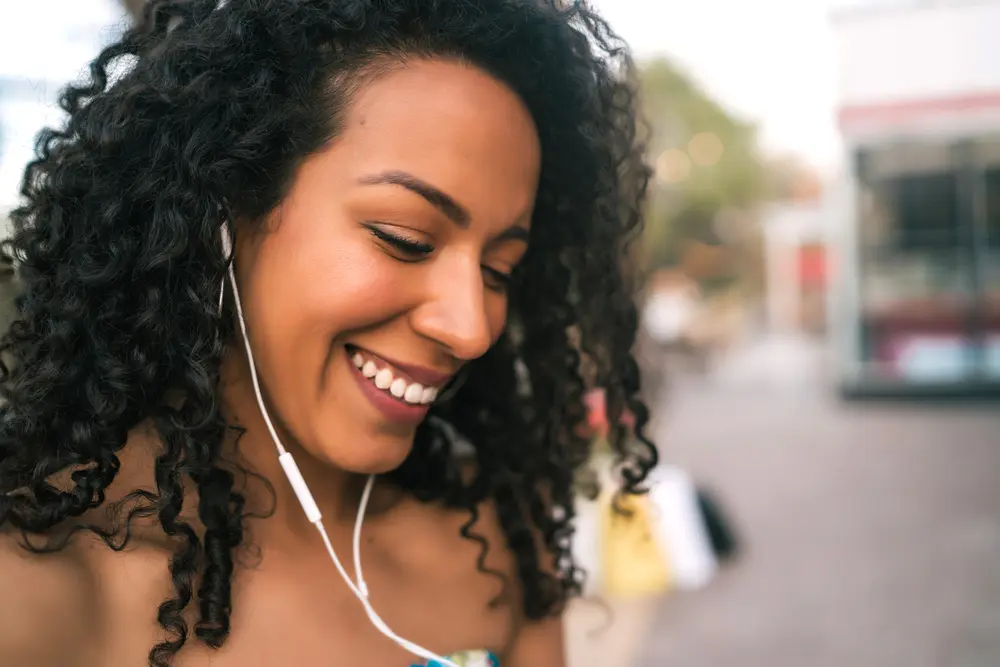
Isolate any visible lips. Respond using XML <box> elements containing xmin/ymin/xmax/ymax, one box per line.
<box><xmin>345</xmin><ymin>345</ymin><xmax>452</xmax><ymax>404</ymax></box>
<box><xmin>351</xmin><ymin>347</ymin><xmax>453</xmax><ymax>388</ymax></box>
<box><xmin>344</xmin><ymin>345</ymin><xmax>450</xmax><ymax>424</ymax></box>
<box><xmin>352</xmin><ymin>353</ymin><xmax>438</xmax><ymax>405</ymax></box>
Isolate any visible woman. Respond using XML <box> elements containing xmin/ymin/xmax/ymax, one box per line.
<box><xmin>0</xmin><ymin>1</ymin><xmax>656</xmax><ymax>665</ymax></box>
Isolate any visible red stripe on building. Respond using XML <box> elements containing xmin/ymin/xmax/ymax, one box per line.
<box><xmin>838</xmin><ymin>91</ymin><xmax>1000</xmax><ymax>127</ymax></box>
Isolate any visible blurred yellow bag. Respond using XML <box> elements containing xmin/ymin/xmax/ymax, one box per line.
<box><xmin>599</xmin><ymin>491</ymin><xmax>672</xmax><ymax>597</ymax></box>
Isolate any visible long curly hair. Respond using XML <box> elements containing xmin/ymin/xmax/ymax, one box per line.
<box><xmin>0</xmin><ymin>1</ymin><xmax>657</xmax><ymax>664</ymax></box>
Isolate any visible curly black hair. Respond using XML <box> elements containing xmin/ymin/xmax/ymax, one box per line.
<box><xmin>0</xmin><ymin>1</ymin><xmax>657</xmax><ymax>665</ymax></box>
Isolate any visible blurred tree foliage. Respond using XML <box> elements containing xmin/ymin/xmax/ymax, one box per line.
<box><xmin>638</xmin><ymin>58</ymin><xmax>771</xmax><ymax>290</ymax></box>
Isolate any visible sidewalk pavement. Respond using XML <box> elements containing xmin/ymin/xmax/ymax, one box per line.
<box><xmin>566</xmin><ymin>596</ymin><xmax>657</xmax><ymax>667</ymax></box>
<box><xmin>566</xmin><ymin>335</ymin><xmax>1000</xmax><ymax>667</ymax></box>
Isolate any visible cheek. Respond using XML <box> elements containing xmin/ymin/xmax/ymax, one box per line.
<box><xmin>252</xmin><ymin>217</ymin><xmax>512</xmax><ymax>357</ymax></box>
<box><xmin>287</xmin><ymin>259</ymin><xmax>403</xmax><ymax>340</ymax></box>
<box><xmin>252</xmin><ymin>228</ymin><xmax>402</xmax><ymax>348</ymax></box>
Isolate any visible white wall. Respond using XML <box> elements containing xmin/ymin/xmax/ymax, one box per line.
<box><xmin>834</xmin><ymin>1</ymin><xmax>1000</xmax><ymax>107</ymax></box>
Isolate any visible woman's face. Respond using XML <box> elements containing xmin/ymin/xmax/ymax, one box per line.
<box><xmin>230</xmin><ymin>59</ymin><xmax>541</xmax><ymax>473</ymax></box>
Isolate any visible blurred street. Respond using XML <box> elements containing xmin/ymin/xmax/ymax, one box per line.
<box><xmin>568</xmin><ymin>335</ymin><xmax>1000</xmax><ymax>667</ymax></box>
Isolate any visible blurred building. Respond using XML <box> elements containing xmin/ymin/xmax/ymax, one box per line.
<box><xmin>829</xmin><ymin>0</ymin><xmax>1000</xmax><ymax>397</ymax></box>
<box><xmin>762</xmin><ymin>202</ymin><xmax>828</xmax><ymax>336</ymax></box>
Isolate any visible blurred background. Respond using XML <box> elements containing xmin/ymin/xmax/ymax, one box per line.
<box><xmin>1</xmin><ymin>1</ymin><xmax>999</xmax><ymax>666</ymax></box>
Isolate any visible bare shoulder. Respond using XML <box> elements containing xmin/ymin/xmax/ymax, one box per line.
<box><xmin>442</xmin><ymin>490</ymin><xmax>567</xmax><ymax>667</ymax></box>
<box><xmin>0</xmin><ymin>530</ymin><xmax>103</xmax><ymax>667</ymax></box>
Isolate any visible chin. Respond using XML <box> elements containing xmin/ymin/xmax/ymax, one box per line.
<box><xmin>320</xmin><ymin>429</ymin><xmax>416</xmax><ymax>475</ymax></box>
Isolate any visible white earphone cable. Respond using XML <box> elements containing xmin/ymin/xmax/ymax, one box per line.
<box><xmin>221</xmin><ymin>224</ymin><xmax>457</xmax><ymax>666</ymax></box>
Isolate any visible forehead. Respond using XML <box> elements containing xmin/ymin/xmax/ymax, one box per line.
<box><xmin>328</xmin><ymin>59</ymin><xmax>541</xmax><ymax>227</ymax></box>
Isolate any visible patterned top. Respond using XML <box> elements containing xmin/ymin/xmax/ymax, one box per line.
<box><xmin>414</xmin><ymin>650</ymin><xmax>499</xmax><ymax>667</ymax></box>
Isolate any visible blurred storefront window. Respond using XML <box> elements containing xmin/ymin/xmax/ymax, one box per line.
<box><xmin>850</xmin><ymin>139</ymin><xmax>1000</xmax><ymax>388</ymax></box>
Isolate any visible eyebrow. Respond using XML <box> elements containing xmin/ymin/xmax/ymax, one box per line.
<box><xmin>358</xmin><ymin>170</ymin><xmax>471</xmax><ymax>227</ymax></box>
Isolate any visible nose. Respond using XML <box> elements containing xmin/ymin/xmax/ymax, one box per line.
<box><xmin>410</xmin><ymin>255</ymin><xmax>494</xmax><ymax>361</ymax></box>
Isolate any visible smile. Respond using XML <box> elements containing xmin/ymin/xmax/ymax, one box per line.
<box><xmin>349</xmin><ymin>349</ymin><xmax>441</xmax><ymax>406</ymax></box>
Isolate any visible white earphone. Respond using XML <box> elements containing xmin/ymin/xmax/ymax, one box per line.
<box><xmin>219</xmin><ymin>221</ymin><xmax>458</xmax><ymax>667</ymax></box>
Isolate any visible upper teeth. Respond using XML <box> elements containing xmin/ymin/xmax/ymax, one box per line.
<box><xmin>352</xmin><ymin>352</ymin><xmax>439</xmax><ymax>405</ymax></box>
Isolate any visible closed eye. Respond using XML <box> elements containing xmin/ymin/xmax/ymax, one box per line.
<box><xmin>367</xmin><ymin>222</ymin><xmax>515</xmax><ymax>292</ymax></box>
<box><xmin>482</xmin><ymin>266</ymin><xmax>512</xmax><ymax>293</ymax></box>
<box><xmin>366</xmin><ymin>224</ymin><xmax>434</xmax><ymax>260</ymax></box>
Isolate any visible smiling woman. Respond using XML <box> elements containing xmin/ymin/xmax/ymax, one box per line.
<box><xmin>0</xmin><ymin>2</ymin><xmax>655</xmax><ymax>667</ymax></box>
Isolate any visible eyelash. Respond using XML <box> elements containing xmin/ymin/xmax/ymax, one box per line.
<box><xmin>367</xmin><ymin>225</ymin><xmax>434</xmax><ymax>258</ymax></box>
<box><xmin>366</xmin><ymin>224</ymin><xmax>513</xmax><ymax>293</ymax></box>
<box><xmin>482</xmin><ymin>267</ymin><xmax>512</xmax><ymax>292</ymax></box>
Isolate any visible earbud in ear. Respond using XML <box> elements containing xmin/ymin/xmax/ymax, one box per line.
<box><xmin>219</xmin><ymin>221</ymin><xmax>233</xmax><ymax>315</ymax></box>
<box><xmin>220</xmin><ymin>220</ymin><xmax>234</xmax><ymax>256</ymax></box>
